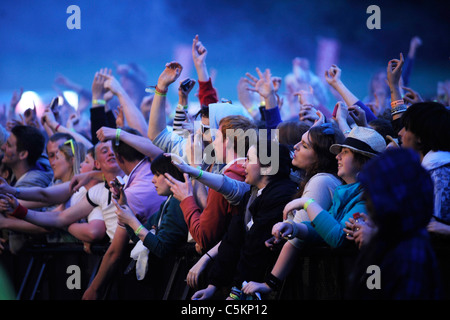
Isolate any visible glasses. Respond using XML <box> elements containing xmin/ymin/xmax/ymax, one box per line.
<box><xmin>64</xmin><ymin>139</ymin><xmax>76</xmax><ymax>156</ymax></box>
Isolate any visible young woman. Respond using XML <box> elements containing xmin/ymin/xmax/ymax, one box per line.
<box><xmin>347</xmin><ymin>148</ymin><xmax>442</xmax><ymax>299</ymax></box>
<box><xmin>187</xmin><ymin>139</ymin><xmax>298</xmax><ymax>300</ymax></box>
<box><xmin>242</xmin><ymin>126</ymin><xmax>386</xmax><ymax>296</ymax></box>
<box><xmin>111</xmin><ymin>153</ymin><xmax>189</xmax><ymax>299</ymax></box>
<box><xmin>113</xmin><ymin>153</ymin><xmax>188</xmax><ymax>262</ymax></box>
<box><xmin>236</xmin><ymin>122</ymin><xmax>344</xmax><ymax>297</ymax></box>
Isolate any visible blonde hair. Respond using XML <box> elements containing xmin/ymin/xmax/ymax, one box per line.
<box><xmin>58</xmin><ymin>139</ymin><xmax>85</xmax><ymax>177</ymax></box>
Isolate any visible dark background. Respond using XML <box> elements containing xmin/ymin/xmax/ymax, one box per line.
<box><xmin>0</xmin><ymin>0</ymin><xmax>448</xmax><ymax>110</ymax></box>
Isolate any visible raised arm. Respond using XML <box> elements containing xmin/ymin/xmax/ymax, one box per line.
<box><xmin>147</xmin><ymin>62</ymin><xmax>183</xmax><ymax>141</ymax></box>
<box><xmin>96</xmin><ymin>126</ymin><xmax>163</xmax><ymax>161</ymax></box>
<box><xmin>101</xmin><ymin>73</ymin><xmax>148</xmax><ymax>136</ymax></box>
<box><xmin>387</xmin><ymin>53</ymin><xmax>406</xmax><ymax>121</ymax></box>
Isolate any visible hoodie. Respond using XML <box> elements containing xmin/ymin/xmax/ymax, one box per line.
<box><xmin>422</xmin><ymin>150</ymin><xmax>450</xmax><ymax>220</ymax></box>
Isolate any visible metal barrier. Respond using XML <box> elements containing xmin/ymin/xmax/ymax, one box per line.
<box><xmin>1</xmin><ymin>238</ymin><xmax>449</xmax><ymax>300</ymax></box>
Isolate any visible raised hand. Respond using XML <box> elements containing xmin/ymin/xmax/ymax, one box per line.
<box><xmin>386</xmin><ymin>53</ymin><xmax>404</xmax><ymax>88</ymax></box>
<box><xmin>157</xmin><ymin>62</ymin><xmax>183</xmax><ymax>92</ymax></box>
<box><xmin>402</xmin><ymin>86</ymin><xmax>423</xmax><ymax>105</ymax></box>
<box><xmin>324</xmin><ymin>64</ymin><xmax>342</xmax><ymax>87</ymax></box>
<box><xmin>91</xmin><ymin>68</ymin><xmax>113</xmax><ymax>101</ymax></box>
<box><xmin>244</xmin><ymin>67</ymin><xmax>275</xmax><ymax>99</ymax></box>
<box><xmin>164</xmin><ymin>173</ymin><xmax>192</xmax><ymax>202</ymax></box>
<box><xmin>192</xmin><ymin>35</ymin><xmax>208</xmax><ymax>68</ymax></box>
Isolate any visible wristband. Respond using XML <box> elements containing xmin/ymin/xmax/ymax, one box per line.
<box><xmin>391</xmin><ymin>105</ymin><xmax>407</xmax><ymax>116</ymax></box>
<box><xmin>390</xmin><ymin>99</ymin><xmax>404</xmax><ymax>108</ymax></box>
<box><xmin>155</xmin><ymin>85</ymin><xmax>168</xmax><ymax>97</ymax></box>
<box><xmin>55</xmin><ymin>123</ymin><xmax>61</xmax><ymax>132</ymax></box>
<box><xmin>115</xmin><ymin>128</ymin><xmax>121</xmax><ymax>146</ymax></box>
<box><xmin>304</xmin><ymin>198</ymin><xmax>315</xmax><ymax>211</ymax></box>
<box><xmin>193</xmin><ymin>166</ymin><xmax>203</xmax><ymax>180</ymax></box>
<box><xmin>11</xmin><ymin>204</ymin><xmax>28</xmax><ymax>219</ymax></box>
<box><xmin>265</xmin><ymin>273</ymin><xmax>282</xmax><ymax>292</ymax></box>
<box><xmin>92</xmin><ymin>99</ymin><xmax>106</xmax><ymax>106</ymax></box>
<box><xmin>134</xmin><ymin>224</ymin><xmax>144</xmax><ymax>236</ymax></box>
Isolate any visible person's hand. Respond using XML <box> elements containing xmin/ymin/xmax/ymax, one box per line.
<box><xmin>157</xmin><ymin>62</ymin><xmax>183</xmax><ymax>92</ymax></box>
<box><xmin>244</xmin><ymin>68</ymin><xmax>276</xmax><ymax>99</ymax></box>
<box><xmin>348</xmin><ymin>104</ymin><xmax>368</xmax><ymax>127</ymax></box>
<box><xmin>402</xmin><ymin>86</ymin><xmax>423</xmax><ymax>105</ymax></box>
<box><xmin>0</xmin><ymin>193</ymin><xmax>19</xmax><ymax>215</ymax></box>
<box><xmin>70</xmin><ymin>171</ymin><xmax>95</xmax><ymax>192</ymax></box>
<box><xmin>191</xmin><ymin>285</ymin><xmax>216</xmax><ymax>300</ymax></box>
<box><xmin>294</xmin><ymin>85</ymin><xmax>315</xmax><ymax>106</ymax></box>
<box><xmin>91</xmin><ymin>68</ymin><xmax>113</xmax><ymax>100</ymax></box>
<box><xmin>42</xmin><ymin>108</ymin><xmax>59</xmax><ymax>130</ymax></box>
<box><xmin>0</xmin><ymin>177</ymin><xmax>15</xmax><ymax>195</ymax></box>
<box><xmin>192</xmin><ymin>35</ymin><xmax>208</xmax><ymax>68</ymax></box>
<box><xmin>178</xmin><ymin>78</ymin><xmax>196</xmax><ymax>100</ymax></box>
<box><xmin>96</xmin><ymin>126</ymin><xmax>117</xmax><ymax>142</ymax></box>
<box><xmin>101</xmin><ymin>73</ymin><xmax>126</xmax><ymax>97</ymax></box>
<box><xmin>282</xmin><ymin>198</ymin><xmax>305</xmax><ymax>220</ymax></box>
<box><xmin>186</xmin><ymin>255</ymin><xmax>210</xmax><ymax>288</ymax></box>
<box><xmin>386</xmin><ymin>53</ymin><xmax>404</xmax><ymax>88</ymax></box>
<box><xmin>163</xmin><ymin>153</ymin><xmax>193</xmax><ymax>175</ymax></box>
<box><xmin>9</xmin><ymin>88</ymin><xmax>23</xmax><ymax>112</ymax></box>
<box><xmin>310</xmin><ymin>110</ymin><xmax>325</xmax><ymax>128</ymax></box>
<box><xmin>112</xmin><ymin>198</ymin><xmax>136</xmax><ymax>227</ymax></box>
<box><xmin>298</xmin><ymin>105</ymin><xmax>319</xmax><ymax>125</ymax></box>
<box><xmin>114</xmin><ymin>105</ymin><xmax>125</xmax><ymax>128</ymax></box>
<box><xmin>66</xmin><ymin>113</ymin><xmax>79</xmax><ymax>129</ymax></box>
<box><xmin>335</xmin><ymin>101</ymin><xmax>349</xmax><ymax>123</ymax></box>
<box><xmin>427</xmin><ymin>218</ymin><xmax>450</xmax><ymax>236</ymax></box>
<box><xmin>324</xmin><ymin>64</ymin><xmax>342</xmax><ymax>88</ymax></box>
<box><xmin>242</xmin><ymin>281</ymin><xmax>272</xmax><ymax>296</ymax></box>
<box><xmin>271</xmin><ymin>222</ymin><xmax>294</xmax><ymax>245</ymax></box>
<box><xmin>165</xmin><ymin>173</ymin><xmax>192</xmax><ymax>202</ymax></box>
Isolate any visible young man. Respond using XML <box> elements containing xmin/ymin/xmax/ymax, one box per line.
<box><xmin>9</xmin><ymin>129</ymin><xmax>165</xmax><ymax>299</ymax></box>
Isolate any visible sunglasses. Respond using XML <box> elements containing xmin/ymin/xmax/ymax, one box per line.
<box><xmin>64</xmin><ymin>139</ymin><xmax>76</xmax><ymax>156</ymax></box>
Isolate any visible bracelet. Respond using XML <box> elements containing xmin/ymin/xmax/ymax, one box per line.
<box><xmin>390</xmin><ymin>99</ymin><xmax>404</xmax><ymax>108</ymax></box>
<box><xmin>177</xmin><ymin>104</ymin><xmax>188</xmax><ymax>110</ymax></box>
<box><xmin>304</xmin><ymin>198</ymin><xmax>315</xmax><ymax>210</ymax></box>
<box><xmin>194</xmin><ymin>168</ymin><xmax>204</xmax><ymax>180</ymax></box>
<box><xmin>155</xmin><ymin>86</ymin><xmax>168</xmax><ymax>97</ymax></box>
<box><xmin>15</xmin><ymin>187</ymin><xmax>20</xmax><ymax>197</ymax></box>
<box><xmin>115</xmin><ymin>128</ymin><xmax>121</xmax><ymax>146</ymax></box>
<box><xmin>265</xmin><ymin>273</ymin><xmax>282</xmax><ymax>292</ymax></box>
<box><xmin>55</xmin><ymin>123</ymin><xmax>61</xmax><ymax>132</ymax></box>
<box><xmin>391</xmin><ymin>105</ymin><xmax>407</xmax><ymax>115</ymax></box>
<box><xmin>92</xmin><ymin>99</ymin><xmax>106</xmax><ymax>106</ymax></box>
<box><xmin>11</xmin><ymin>204</ymin><xmax>28</xmax><ymax>219</ymax></box>
<box><xmin>134</xmin><ymin>224</ymin><xmax>144</xmax><ymax>236</ymax></box>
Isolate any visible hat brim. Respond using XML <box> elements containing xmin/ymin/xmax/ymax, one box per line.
<box><xmin>329</xmin><ymin>144</ymin><xmax>377</xmax><ymax>158</ymax></box>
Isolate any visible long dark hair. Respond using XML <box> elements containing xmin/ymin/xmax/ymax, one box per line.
<box><xmin>295</xmin><ymin>123</ymin><xmax>345</xmax><ymax>198</ymax></box>
<box><xmin>150</xmin><ymin>153</ymin><xmax>185</xmax><ymax>182</ymax></box>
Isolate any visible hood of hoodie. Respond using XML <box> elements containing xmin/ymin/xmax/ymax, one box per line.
<box><xmin>358</xmin><ymin>148</ymin><xmax>434</xmax><ymax>239</ymax></box>
<box><xmin>422</xmin><ymin>150</ymin><xmax>450</xmax><ymax>171</ymax></box>
<box><xmin>208</xmin><ymin>103</ymin><xmax>253</xmax><ymax>140</ymax></box>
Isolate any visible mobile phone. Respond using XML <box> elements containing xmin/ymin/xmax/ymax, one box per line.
<box><xmin>111</xmin><ymin>176</ymin><xmax>125</xmax><ymax>199</ymax></box>
<box><xmin>332</xmin><ymin>103</ymin><xmax>339</xmax><ymax>118</ymax></box>
<box><xmin>180</xmin><ymin>78</ymin><xmax>193</xmax><ymax>92</ymax></box>
<box><xmin>49</xmin><ymin>96</ymin><xmax>59</xmax><ymax>112</ymax></box>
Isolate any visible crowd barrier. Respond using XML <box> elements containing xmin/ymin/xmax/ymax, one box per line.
<box><xmin>1</xmin><ymin>237</ymin><xmax>450</xmax><ymax>300</ymax></box>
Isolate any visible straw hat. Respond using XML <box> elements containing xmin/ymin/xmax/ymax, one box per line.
<box><xmin>329</xmin><ymin>126</ymin><xmax>386</xmax><ymax>158</ymax></box>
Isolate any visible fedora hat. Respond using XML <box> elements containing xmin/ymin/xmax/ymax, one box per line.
<box><xmin>330</xmin><ymin>126</ymin><xmax>386</xmax><ymax>158</ymax></box>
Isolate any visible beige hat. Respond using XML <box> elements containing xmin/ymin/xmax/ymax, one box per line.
<box><xmin>330</xmin><ymin>126</ymin><xmax>386</xmax><ymax>158</ymax></box>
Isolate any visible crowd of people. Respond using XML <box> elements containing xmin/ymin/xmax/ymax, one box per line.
<box><xmin>0</xmin><ymin>34</ymin><xmax>449</xmax><ymax>300</ymax></box>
